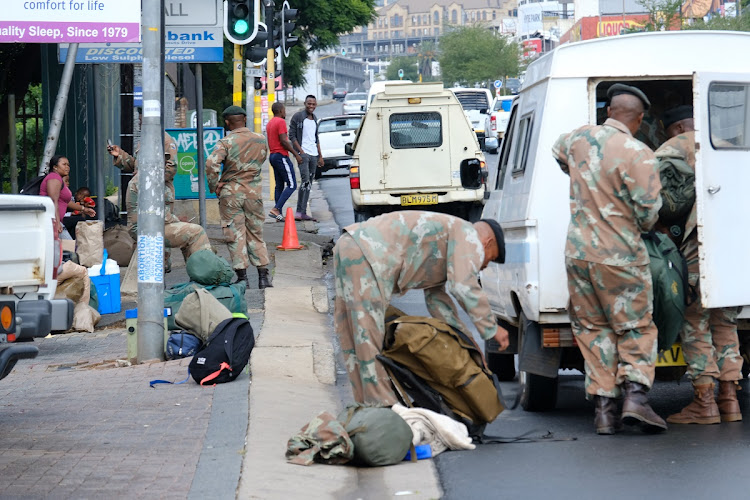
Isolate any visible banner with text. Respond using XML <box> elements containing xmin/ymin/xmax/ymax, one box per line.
<box><xmin>1</xmin><ymin>0</ymin><xmax>141</xmax><ymax>43</ymax></box>
<box><xmin>166</xmin><ymin>127</ymin><xmax>223</xmax><ymax>200</ymax></box>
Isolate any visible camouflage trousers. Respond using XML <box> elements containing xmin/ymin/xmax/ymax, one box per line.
<box><xmin>219</xmin><ymin>188</ymin><xmax>269</xmax><ymax>269</ymax></box>
<box><xmin>680</xmin><ymin>244</ymin><xmax>742</xmax><ymax>381</ymax></box>
<box><xmin>333</xmin><ymin>234</ymin><xmax>398</xmax><ymax>406</ymax></box>
<box><xmin>164</xmin><ymin>221</ymin><xmax>212</xmax><ymax>262</ymax></box>
<box><xmin>566</xmin><ymin>258</ymin><xmax>658</xmax><ymax>399</ymax></box>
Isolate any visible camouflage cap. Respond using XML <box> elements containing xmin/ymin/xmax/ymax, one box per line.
<box><xmin>607</xmin><ymin>83</ymin><xmax>651</xmax><ymax>111</ymax></box>
<box><xmin>662</xmin><ymin>105</ymin><xmax>693</xmax><ymax>129</ymax></box>
<box><xmin>480</xmin><ymin>219</ymin><xmax>505</xmax><ymax>264</ymax></box>
<box><xmin>222</xmin><ymin>105</ymin><xmax>247</xmax><ymax>117</ymax></box>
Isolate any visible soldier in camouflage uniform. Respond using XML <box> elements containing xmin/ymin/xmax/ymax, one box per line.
<box><xmin>111</xmin><ymin>131</ymin><xmax>212</xmax><ymax>263</ymax></box>
<box><xmin>655</xmin><ymin>105</ymin><xmax>743</xmax><ymax>425</ymax></box>
<box><xmin>333</xmin><ymin>211</ymin><xmax>508</xmax><ymax>405</ymax></box>
<box><xmin>205</xmin><ymin>106</ymin><xmax>272</xmax><ymax>289</ymax></box>
<box><xmin>553</xmin><ymin>84</ymin><xmax>667</xmax><ymax>435</ymax></box>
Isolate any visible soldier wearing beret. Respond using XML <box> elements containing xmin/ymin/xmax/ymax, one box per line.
<box><xmin>553</xmin><ymin>83</ymin><xmax>667</xmax><ymax>435</ymax></box>
<box><xmin>656</xmin><ymin>105</ymin><xmax>744</xmax><ymax>425</ymax></box>
<box><xmin>205</xmin><ymin>105</ymin><xmax>273</xmax><ymax>289</ymax></box>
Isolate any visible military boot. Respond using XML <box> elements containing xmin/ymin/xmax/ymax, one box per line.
<box><xmin>621</xmin><ymin>381</ymin><xmax>668</xmax><ymax>432</ymax></box>
<box><xmin>594</xmin><ymin>396</ymin><xmax>622</xmax><ymax>435</ymax></box>
<box><xmin>233</xmin><ymin>268</ymin><xmax>249</xmax><ymax>287</ymax></box>
<box><xmin>258</xmin><ymin>267</ymin><xmax>273</xmax><ymax>289</ymax></box>
<box><xmin>666</xmin><ymin>379</ymin><xmax>720</xmax><ymax>425</ymax></box>
<box><xmin>717</xmin><ymin>380</ymin><xmax>742</xmax><ymax>422</ymax></box>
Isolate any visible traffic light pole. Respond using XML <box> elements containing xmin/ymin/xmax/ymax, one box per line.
<box><xmin>233</xmin><ymin>44</ymin><xmax>243</xmax><ymax>106</ymax></box>
<box><xmin>265</xmin><ymin>1</ymin><xmax>275</xmax><ymax>118</ymax></box>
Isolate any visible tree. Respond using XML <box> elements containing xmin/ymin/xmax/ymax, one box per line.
<box><xmin>635</xmin><ymin>0</ymin><xmax>684</xmax><ymax>31</ymax></box>
<box><xmin>417</xmin><ymin>40</ymin><xmax>438</xmax><ymax>80</ymax></box>
<box><xmin>438</xmin><ymin>26</ymin><xmax>519</xmax><ymax>88</ymax></box>
<box><xmin>386</xmin><ymin>55</ymin><xmax>420</xmax><ymax>81</ymax></box>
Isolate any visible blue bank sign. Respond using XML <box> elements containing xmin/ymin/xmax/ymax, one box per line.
<box><xmin>58</xmin><ymin>0</ymin><xmax>223</xmax><ymax>64</ymax></box>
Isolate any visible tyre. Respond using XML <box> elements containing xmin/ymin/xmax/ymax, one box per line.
<box><xmin>466</xmin><ymin>204</ymin><xmax>484</xmax><ymax>222</ymax></box>
<box><xmin>479</xmin><ymin>137</ymin><xmax>486</xmax><ymax>151</ymax></box>
<box><xmin>488</xmin><ymin>146</ymin><xmax>498</xmax><ymax>154</ymax></box>
<box><xmin>487</xmin><ymin>353</ymin><xmax>516</xmax><ymax>381</ymax></box>
<box><xmin>518</xmin><ymin>312</ymin><xmax>558</xmax><ymax>411</ymax></box>
<box><xmin>353</xmin><ymin>208</ymin><xmax>370</xmax><ymax>223</ymax></box>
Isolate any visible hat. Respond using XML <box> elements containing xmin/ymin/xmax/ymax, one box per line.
<box><xmin>607</xmin><ymin>83</ymin><xmax>651</xmax><ymax>111</ymax></box>
<box><xmin>480</xmin><ymin>219</ymin><xmax>506</xmax><ymax>264</ymax></box>
<box><xmin>222</xmin><ymin>105</ymin><xmax>247</xmax><ymax>117</ymax></box>
<box><xmin>662</xmin><ymin>105</ymin><xmax>693</xmax><ymax>130</ymax></box>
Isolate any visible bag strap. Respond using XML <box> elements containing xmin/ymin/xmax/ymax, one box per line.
<box><xmin>149</xmin><ymin>369</ymin><xmax>191</xmax><ymax>388</ymax></box>
<box><xmin>199</xmin><ymin>361</ymin><xmax>232</xmax><ymax>386</ymax></box>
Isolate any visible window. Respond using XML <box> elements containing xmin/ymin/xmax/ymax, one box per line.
<box><xmin>493</xmin><ymin>10</ymin><xmax>497</xmax><ymax>19</ymax></box>
<box><xmin>496</xmin><ymin>106</ymin><xmax>518</xmax><ymax>190</ymax></box>
<box><xmin>452</xmin><ymin>9</ymin><xmax>457</xmax><ymax>23</ymax></box>
<box><xmin>434</xmin><ymin>11</ymin><xmax>439</xmax><ymax>24</ymax></box>
<box><xmin>709</xmin><ymin>83</ymin><xmax>750</xmax><ymax>149</ymax></box>
<box><xmin>434</xmin><ymin>27</ymin><xmax>439</xmax><ymax>36</ymax></box>
<box><xmin>482</xmin><ymin>11</ymin><xmax>487</xmax><ymax>20</ymax></box>
<box><xmin>511</xmin><ymin>113</ymin><xmax>534</xmax><ymax>175</ymax></box>
<box><xmin>389</xmin><ymin>112</ymin><xmax>442</xmax><ymax>149</ymax></box>
<box><xmin>318</xmin><ymin>116</ymin><xmax>363</xmax><ymax>134</ymax></box>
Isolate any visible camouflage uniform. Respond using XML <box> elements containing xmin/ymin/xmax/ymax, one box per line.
<box><xmin>655</xmin><ymin>131</ymin><xmax>742</xmax><ymax>382</ymax></box>
<box><xmin>333</xmin><ymin>211</ymin><xmax>498</xmax><ymax>405</ymax></box>
<box><xmin>553</xmin><ymin>118</ymin><xmax>662</xmax><ymax>399</ymax></box>
<box><xmin>120</xmin><ymin>133</ymin><xmax>212</xmax><ymax>261</ymax></box>
<box><xmin>205</xmin><ymin>127</ymin><xmax>270</xmax><ymax>270</ymax></box>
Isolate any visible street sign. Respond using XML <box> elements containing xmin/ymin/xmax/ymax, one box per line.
<box><xmin>58</xmin><ymin>0</ymin><xmax>224</xmax><ymax>63</ymax></box>
<box><xmin>398</xmin><ymin>68</ymin><xmax>404</xmax><ymax>78</ymax></box>
<box><xmin>166</xmin><ymin>127</ymin><xmax>224</xmax><ymax>200</ymax></box>
<box><xmin>1</xmin><ymin>0</ymin><xmax>141</xmax><ymax>43</ymax></box>
<box><xmin>246</xmin><ymin>66</ymin><xmax>264</xmax><ymax>77</ymax></box>
<box><xmin>494</xmin><ymin>79</ymin><xmax>503</xmax><ymax>88</ymax></box>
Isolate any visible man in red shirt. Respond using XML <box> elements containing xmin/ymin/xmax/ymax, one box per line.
<box><xmin>266</xmin><ymin>102</ymin><xmax>303</xmax><ymax>220</ymax></box>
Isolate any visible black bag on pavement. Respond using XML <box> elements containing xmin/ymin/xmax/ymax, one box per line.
<box><xmin>19</xmin><ymin>174</ymin><xmax>46</xmax><ymax>195</ymax></box>
<box><xmin>166</xmin><ymin>331</ymin><xmax>203</xmax><ymax>360</ymax></box>
<box><xmin>189</xmin><ymin>317</ymin><xmax>254</xmax><ymax>385</ymax></box>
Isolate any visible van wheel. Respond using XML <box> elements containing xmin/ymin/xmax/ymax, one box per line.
<box><xmin>518</xmin><ymin>313</ymin><xmax>558</xmax><ymax>411</ymax></box>
<box><xmin>487</xmin><ymin>353</ymin><xmax>516</xmax><ymax>381</ymax></box>
<box><xmin>353</xmin><ymin>208</ymin><xmax>370</xmax><ymax>223</ymax></box>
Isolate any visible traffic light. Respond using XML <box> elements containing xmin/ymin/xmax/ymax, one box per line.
<box><xmin>224</xmin><ymin>0</ymin><xmax>258</xmax><ymax>45</ymax></box>
<box><xmin>280</xmin><ymin>3</ymin><xmax>299</xmax><ymax>57</ymax></box>
<box><xmin>244</xmin><ymin>22</ymin><xmax>268</xmax><ymax>64</ymax></box>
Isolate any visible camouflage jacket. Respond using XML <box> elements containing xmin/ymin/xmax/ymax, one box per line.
<box><xmin>553</xmin><ymin>118</ymin><xmax>662</xmax><ymax>266</ymax></box>
<box><xmin>655</xmin><ymin>131</ymin><xmax>697</xmax><ymax>253</ymax></box>
<box><xmin>343</xmin><ymin>211</ymin><xmax>498</xmax><ymax>340</ymax></box>
<box><xmin>205</xmin><ymin>127</ymin><xmax>268</xmax><ymax>195</ymax></box>
<box><xmin>114</xmin><ymin>132</ymin><xmax>178</xmax><ymax>209</ymax></box>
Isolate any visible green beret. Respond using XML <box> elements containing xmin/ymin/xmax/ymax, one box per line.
<box><xmin>607</xmin><ymin>83</ymin><xmax>651</xmax><ymax>111</ymax></box>
<box><xmin>662</xmin><ymin>105</ymin><xmax>693</xmax><ymax>129</ymax></box>
<box><xmin>222</xmin><ymin>105</ymin><xmax>247</xmax><ymax>117</ymax></box>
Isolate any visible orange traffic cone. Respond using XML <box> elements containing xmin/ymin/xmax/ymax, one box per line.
<box><xmin>277</xmin><ymin>207</ymin><xmax>304</xmax><ymax>250</ymax></box>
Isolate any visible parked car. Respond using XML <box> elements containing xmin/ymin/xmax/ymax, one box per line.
<box><xmin>316</xmin><ymin>114</ymin><xmax>363</xmax><ymax>177</ymax></box>
<box><xmin>483</xmin><ymin>95</ymin><xmax>516</xmax><ymax>154</ymax></box>
<box><xmin>342</xmin><ymin>92</ymin><xmax>368</xmax><ymax>114</ymax></box>
<box><xmin>505</xmin><ymin>77</ymin><xmax>521</xmax><ymax>94</ymax></box>
<box><xmin>333</xmin><ymin>88</ymin><xmax>348</xmax><ymax>101</ymax></box>
<box><xmin>450</xmin><ymin>87</ymin><xmax>493</xmax><ymax>151</ymax></box>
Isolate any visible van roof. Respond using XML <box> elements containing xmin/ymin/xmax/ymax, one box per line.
<box><xmin>524</xmin><ymin>31</ymin><xmax>750</xmax><ymax>90</ymax></box>
<box><xmin>382</xmin><ymin>82</ymin><xmax>446</xmax><ymax>96</ymax></box>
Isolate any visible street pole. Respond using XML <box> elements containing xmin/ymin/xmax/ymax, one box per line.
<box><xmin>233</xmin><ymin>44</ymin><xmax>243</xmax><ymax>106</ymax></box>
<box><xmin>39</xmin><ymin>43</ymin><xmax>79</xmax><ymax>175</ymax></box>
<box><xmin>254</xmin><ymin>80</ymin><xmax>262</xmax><ymax>133</ymax></box>
<box><xmin>195</xmin><ymin>63</ymin><xmax>207</xmax><ymax>229</ymax></box>
<box><xmin>93</xmin><ymin>64</ymin><xmax>105</xmax><ymax>222</ymax></box>
<box><xmin>137</xmin><ymin>1</ymin><xmax>166</xmax><ymax>363</ymax></box>
<box><xmin>8</xmin><ymin>94</ymin><xmax>17</xmax><ymax>194</ymax></box>
<box><xmin>266</xmin><ymin>1</ymin><xmax>276</xmax><ymax>118</ymax></box>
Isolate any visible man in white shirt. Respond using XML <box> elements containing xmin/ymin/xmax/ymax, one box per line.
<box><xmin>289</xmin><ymin>95</ymin><xmax>324</xmax><ymax>221</ymax></box>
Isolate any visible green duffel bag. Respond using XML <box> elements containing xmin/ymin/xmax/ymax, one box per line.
<box><xmin>337</xmin><ymin>404</ymin><xmax>413</xmax><ymax>467</ymax></box>
<box><xmin>89</xmin><ymin>279</ymin><xmax>99</xmax><ymax>311</ymax></box>
<box><xmin>164</xmin><ymin>281</ymin><xmax>247</xmax><ymax>330</ymax></box>
<box><xmin>643</xmin><ymin>231</ymin><xmax>689</xmax><ymax>351</ymax></box>
<box><xmin>186</xmin><ymin>249</ymin><xmax>234</xmax><ymax>286</ymax></box>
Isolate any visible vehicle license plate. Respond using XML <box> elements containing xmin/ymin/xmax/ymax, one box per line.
<box><xmin>338</xmin><ymin>159</ymin><xmax>352</xmax><ymax>167</ymax></box>
<box><xmin>401</xmin><ymin>193</ymin><xmax>438</xmax><ymax>206</ymax></box>
<box><xmin>655</xmin><ymin>344</ymin><xmax>686</xmax><ymax>367</ymax></box>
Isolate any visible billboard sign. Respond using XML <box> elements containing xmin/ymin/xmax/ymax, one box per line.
<box><xmin>518</xmin><ymin>3</ymin><xmax>543</xmax><ymax>36</ymax></box>
<box><xmin>0</xmin><ymin>0</ymin><xmax>141</xmax><ymax>43</ymax></box>
<box><xmin>166</xmin><ymin>127</ymin><xmax>224</xmax><ymax>200</ymax></box>
<box><xmin>597</xmin><ymin>19</ymin><xmax>645</xmax><ymax>37</ymax></box>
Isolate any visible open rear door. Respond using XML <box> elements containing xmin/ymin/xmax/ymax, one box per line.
<box><xmin>694</xmin><ymin>72</ymin><xmax>750</xmax><ymax>308</ymax></box>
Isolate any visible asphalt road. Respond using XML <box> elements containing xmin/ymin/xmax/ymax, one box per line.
<box><xmin>315</xmin><ymin>99</ymin><xmax>750</xmax><ymax>499</ymax></box>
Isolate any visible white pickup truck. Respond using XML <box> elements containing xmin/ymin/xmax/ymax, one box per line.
<box><xmin>0</xmin><ymin>195</ymin><xmax>73</xmax><ymax>379</ymax></box>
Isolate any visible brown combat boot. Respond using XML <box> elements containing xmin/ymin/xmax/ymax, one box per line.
<box><xmin>233</xmin><ymin>268</ymin><xmax>249</xmax><ymax>287</ymax></box>
<box><xmin>717</xmin><ymin>380</ymin><xmax>742</xmax><ymax>422</ymax></box>
<box><xmin>666</xmin><ymin>380</ymin><xmax>721</xmax><ymax>425</ymax></box>
<box><xmin>594</xmin><ymin>396</ymin><xmax>623</xmax><ymax>435</ymax></box>
<box><xmin>257</xmin><ymin>267</ymin><xmax>273</xmax><ymax>289</ymax></box>
<box><xmin>621</xmin><ymin>381</ymin><xmax>668</xmax><ymax>432</ymax></box>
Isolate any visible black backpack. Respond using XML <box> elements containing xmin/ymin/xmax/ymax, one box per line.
<box><xmin>19</xmin><ymin>174</ymin><xmax>46</xmax><ymax>195</ymax></box>
<box><xmin>189</xmin><ymin>317</ymin><xmax>254</xmax><ymax>385</ymax></box>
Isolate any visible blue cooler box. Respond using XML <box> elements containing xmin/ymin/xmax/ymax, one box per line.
<box><xmin>91</xmin><ymin>272</ymin><xmax>120</xmax><ymax>314</ymax></box>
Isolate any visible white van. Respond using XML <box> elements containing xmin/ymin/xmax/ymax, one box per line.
<box><xmin>480</xmin><ymin>31</ymin><xmax>750</xmax><ymax>411</ymax></box>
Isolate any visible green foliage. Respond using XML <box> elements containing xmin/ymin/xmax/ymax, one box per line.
<box><xmin>201</xmin><ymin>40</ymin><xmax>238</xmax><ymax>116</ymax></box>
<box><xmin>687</xmin><ymin>11</ymin><xmax>750</xmax><ymax>31</ymax></box>
<box><xmin>438</xmin><ymin>26</ymin><xmax>520</xmax><ymax>88</ymax></box>
<box><xmin>417</xmin><ymin>41</ymin><xmax>438</xmax><ymax>80</ymax></box>
<box><xmin>1</xmin><ymin>83</ymin><xmax>43</xmax><ymax>193</ymax></box>
<box><xmin>635</xmin><ymin>0</ymin><xmax>684</xmax><ymax>31</ymax></box>
<box><xmin>105</xmin><ymin>180</ymin><xmax>118</xmax><ymax>197</ymax></box>
<box><xmin>386</xmin><ymin>56</ymin><xmax>420</xmax><ymax>81</ymax></box>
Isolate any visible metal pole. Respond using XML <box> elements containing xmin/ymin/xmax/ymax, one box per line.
<box><xmin>195</xmin><ymin>63</ymin><xmax>206</xmax><ymax>229</ymax></box>
<box><xmin>8</xmin><ymin>95</ymin><xmax>18</xmax><ymax>193</ymax></box>
<box><xmin>137</xmin><ymin>1</ymin><xmax>166</xmax><ymax>363</ymax></box>
<box><xmin>266</xmin><ymin>1</ymin><xmax>276</xmax><ymax>118</ymax></box>
<box><xmin>233</xmin><ymin>44</ymin><xmax>243</xmax><ymax>106</ymax></box>
<box><xmin>39</xmin><ymin>43</ymin><xmax>79</xmax><ymax>175</ymax></box>
<box><xmin>93</xmin><ymin>65</ymin><xmax>105</xmax><ymax>221</ymax></box>
<box><xmin>254</xmin><ymin>81</ymin><xmax>262</xmax><ymax>134</ymax></box>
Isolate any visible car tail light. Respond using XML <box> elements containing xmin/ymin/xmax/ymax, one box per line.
<box><xmin>490</xmin><ymin>115</ymin><xmax>497</xmax><ymax>133</ymax></box>
<box><xmin>0</xmin><ymin>305</ymin><xmax>13</xmax><ymax>332</ymax></box>
<box><xmin>480</xmin><ymin>160</ymin><xmax>487</xmax><ymax>184</ymax></box>
<box><xmin>51</xmin><ymin>218</ymin><xmax>62</xmax><ymax>280</ymax></box>
<box><xmin>350</xmin><ymin>166</ymin><xmax>360</xmax><ymax>190</ymax></box>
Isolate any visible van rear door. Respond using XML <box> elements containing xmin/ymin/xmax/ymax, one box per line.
<box><xmin>694</xmin><ymin>73</ymin><xmax>750</xmax><ymax>308</ymax></box>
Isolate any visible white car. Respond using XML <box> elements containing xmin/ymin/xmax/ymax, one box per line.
<box><xmin>450</xmin><ymin>88</ymin><xmax>493</xmax><ymax>151</ymax></box>
<box><xmin>483</xmin><ymin>95</ymin><xmax>516</xmax><ymax>154</ymax></box>
<box><xmin>342</xmin><ymin>92</ymin><xmax>368</xmax><ymax>114</ymax></box>
<box><xmin>316</xmin><ymin>114</ymin><xmax>363</xmax><ymax>177</ymax></box>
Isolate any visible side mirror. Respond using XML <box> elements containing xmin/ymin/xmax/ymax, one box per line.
<box><xmin>345</xmin><ymin>143</ymin><xmax>354</xmax><ymax>156</ymax></box>
<box><xmin>481</xmin><ymin>108</ymin><xmax>489</xmax><ymax>115</ymax></box>
<box><xmin>360</xmin><ymin>105</ymin><xmax>366</xmax><ymax>112</ymax></box>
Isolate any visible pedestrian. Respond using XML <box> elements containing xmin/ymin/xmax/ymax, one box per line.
<box><xmin>40</xmin><ymin>155</ymin><xmax>96</xmax><ymax>239</ymax></box>
<box><xmin>205</xmin><ymin>105</ymin><xmax>273</xmax><ymax>289</ymax></box>
<box><xmin>552</xmin><ymin>83</ymin><xmax>667</xmax><ymax>435</ymax></box>
<box><xmin>333</xmin><ymin>211</ymin><xmax>508</xmax><ymax>405</ymax></box>
<box><xmin>266</xmin><ymin>102</ymin><xmax>302</xmax><ymax>221</ymax></box>
<box><xmin>289</xmin><ymin>95</ymin><xmax>324</xmax><ymax>221</ymax></box>
<box><xmin>656</xmin><ymin>105</ymin><xmax>743</xmax><ymax>425</ymax></box>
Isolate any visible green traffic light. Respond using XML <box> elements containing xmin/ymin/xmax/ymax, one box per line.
<box><xmin>233</xmin><ymin>19</ymin><xmax>249</xmax><ymax>35</ymax></box>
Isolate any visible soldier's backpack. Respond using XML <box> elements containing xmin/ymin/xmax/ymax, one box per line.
<box><xmin>643</xmin><ymin>231</ymin><xmax>691</xmax><ymax>350</ymax></box>
<box><xmin>658</xmin><ymin>155</ymin><xmax>695</xmax><ymax>229</ymax></box>
<box><xmin>189</xmin><ymin>317</ymin><xmax>255</xmax><ymax>385</ymax></box>
<box><xmin>164</xmin><ymin>281</ymin><xmax>247</xmax><ymax>330</ymax></box>
<box><xmin>377</xmin><ymin>306</ymin><xmax>505</xmax><ymax>440</ymax></box>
